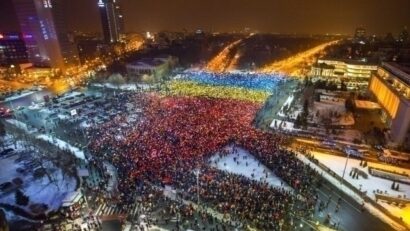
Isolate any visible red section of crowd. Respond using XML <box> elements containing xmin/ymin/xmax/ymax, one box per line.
<box><xmin>89</xmin><ymin>94</ymin><xmax>286</xmax><ymax>181</ymax></box>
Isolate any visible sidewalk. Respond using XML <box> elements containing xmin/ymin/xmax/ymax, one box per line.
<box><xmin>151</xmin><ymin>184</ymin><xmax>243</xmax><ymax>228</ymax></box>
<box><xmin>293</xmin><ymin>149</ymin><xmax>408</xmax><ymax>231</ymax></box>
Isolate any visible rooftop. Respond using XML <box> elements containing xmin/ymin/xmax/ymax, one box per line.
<box><xmin>386</xmin><ymin>62</ymin><xmax>410</xmax><ymax>75</ymax></box>
<box><xmin>354</xmin><ymin>100</ymin><xmax>381</xmax><ymax>110</ymax></box>
<box><xmin>128</xmin><ymin>57</ymin><xmax>169</xmax><ymax>68</ymax></box>
<box><xmin>319</xmin><ymin>58</ymin><xmax>378</xmax><ymax>66</ymax></box>
<box><xmin>383</xmin><ymin>62</ymin><xmax>410</xmax><ymax>85</ymax></box>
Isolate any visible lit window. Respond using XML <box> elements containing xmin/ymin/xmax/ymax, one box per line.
<box><xmin>43</xmin><ymin>0</ymin><xmax>52</xmax><ymax>8</ymax></box>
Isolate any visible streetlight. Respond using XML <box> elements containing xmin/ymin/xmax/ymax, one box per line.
<box><xmin>194</xmin><ymin>169</ymin><xmax>200</xmax><ymax>206</ymax></box>
<box><xmin>341</xmin><ymin>151</ymin><xmax>351</xmax><ymax>184</ymax></box>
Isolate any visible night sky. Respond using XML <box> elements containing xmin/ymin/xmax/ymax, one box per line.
<box><xmin>1</xmin><ymin>0</ymin><xmax>409</xmax><ymax>35</ymax></box>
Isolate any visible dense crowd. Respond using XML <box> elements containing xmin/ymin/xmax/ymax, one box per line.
<box><xmin>174</xmin><ymin>164</ymin><xmax>315</xmax><ymax>230</ymax></box>
<box><xmin>167</xmin><ymin>80</ymin><xmax>271</xmax><ymax>103</ymax></box>
<box><xmin>87</xmin><ymin>93</ymin><xmax>321</xmax><ymax>229</ymax></box>
<box><xmin>179</xmin><ymin>70</ymin><xmax>285</xmax><ymax>91</ymax></box>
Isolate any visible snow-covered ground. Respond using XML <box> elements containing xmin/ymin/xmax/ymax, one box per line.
<box><xmin>103</xmin><ymin>162</ymin><xmax>118</xmax><ymax>193</ymax></box>
<box><xmin>36</xmin><ymin>134</ymin><xmax>86</xmax><ymax>160</ymax></box>
<box><xmin>312</xmin><ymin>101</ymin><xmax>355</xmax><ymax>126</ymax></box>
<box><xmin>306</xmin><ymin>150</ymin><xmax>410</xmax><ymax>230</ymax></box>
<box><xmin>270</xmin><ymin>119</ymin><xmax>296</xmax><ymax>132</ymax></box>
<box><xmin>7</xmin><ymin>102</ymin><xmax>90</xmax><ymax>161</ymax></box>
<box><xmin>5</xmin><ymin>119</ymin><xmax>34</xmax><ymax>133</ymax></box>
<box><xmin>3</xmin><ymin>90</ymin><xmax>37</xmax><ymax>102</ymax></box>
<box><xmin>79</xmin><ymin>121</ymin><xmax>91</xmax><ymax>128</ymax></box>
<box><xmin>209</xmin><ymin>145</ymin><xmax>291</xmax><ymax>191</ymax></box>
<box><xmin>311</xmin><ymin>151</ymin><xmax>410</xmax><ymax>200</ymax></box>
<box><xmin>92</xmin><ymin>83</ymin><xmax>153</xmax><ymax>91</ymax></box>
<box><xmin>0</xmin><ymin>152</ymin><xmax>77</xmax><ymax>221</ymax></box>
<box><xmin>277</xmin><ymin>95</ymin><xmax>294</xmax><ymax>117</ymax></box>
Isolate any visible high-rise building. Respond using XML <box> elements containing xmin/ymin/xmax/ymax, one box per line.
<box><xmin>12</xmin><ymin>0</ymin><xmax>79</xmax><ymax>70</ymax></box>
<box><xmin>354</xmin><ymin>27</ymin><xmax>366</xmax><ymax>43</ymax></box>
<box><xmin>368</xmin><ymin>62</ymin><xmax>410</xmax><ymax>147</ymax></box>
<box><xmin>399</xmin><ymin>26</ymin><xmax>409</xmax><ymax>43</ymax></box>
<box><xmin>115</xmin><ymin>3</ymin><xmax>125</xmax><ymax>36</ymax></box>
<box><xmin>0</xmin><ymin>32</ymin><xmax>29</xmax><ymax>66</ymax></box>
<box><xmin>98</xmin><ymin>0</ymin><xmax>123</xmax><ymax>43</ymax></box>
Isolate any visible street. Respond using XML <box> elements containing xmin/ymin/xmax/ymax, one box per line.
<box><xmin>315</xmin><ymin>179</ymin><xmax>392</xmax><ymax>231</ymax></box>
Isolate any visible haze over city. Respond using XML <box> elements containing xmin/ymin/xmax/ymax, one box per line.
<box><xmin>1</xmin><ymin>0</ymin><xmax>410</xmax><ymax>34</ymax></box>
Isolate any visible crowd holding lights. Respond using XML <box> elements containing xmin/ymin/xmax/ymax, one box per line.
<box><xmin>178</xmin><ymin>70</ymin><xmax>286</xmax><ymax>91</ymax></box>
<box><xmin>86</xmin><ymin>92</ymin><xmax>321</xmax><ymax>230</ymax></box>
<box><xmin>166</xmin><ymin>80</ymin><xmax>271</xmax><ymax>103</ymax></box>
<box><xmin>165</xmin><ymin>70</ymin><xmax>287</xmax><ymax>103</ymax></box>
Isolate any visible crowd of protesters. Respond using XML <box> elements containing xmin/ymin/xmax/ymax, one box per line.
<box><xmin>86</xmin><ymin>93</ymin><xmax>322</xmax><ymax>229</ymax></box>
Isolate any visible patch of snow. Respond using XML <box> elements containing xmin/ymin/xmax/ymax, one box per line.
<box><xmin>92</xmin><ymin>83</ymin><xmax>153</xmax><ymax>91</ymax></box>
<box><xmin>295</xmin><ymin>150</ymin><xmax>408</xmax><ymax>231</ymax></box>
<box><xmin>24</xmin><ymin>168</ymin><xmax>77</xmax><ymax>211</ymax></box>
<box><xmin>4</xmin><ymin>119</ymin><xmax>33</xmax><ymax>133</ymax></box>
<box><xmin>311</xmin><ymin>151</ymin><xmax>410</xmax><ymax>200</ymax></box>
<box><xmin>270</xmin><ymin>119</ymin><xmax>296</xmax><ymax>132</ymax></box>
<box><xmin>0</xmin><ymin>155</ymin><xmax>23</xmax><ymax>183</ymax></box>
<box><xmin>1</xmin><ymin>209</ymin><xmax>36</xmax><ymax>223</ymax></box>
<box><xmin>209</xmin><ymin>145</ymin><xmax>291</xmax><ymax>191</ymax></box>
<box><xmin>311</xmin><ymin>101</ymin><xmax>355</xmax><ymax>126</ymax></box>
<box><xmin>3</xmin><ymin>90</ymin><xmax>37</xmax><ymax>102</ymax></box>
<box><xmin>103</xmin><ymin>162</ymin><xmax>118</xmax><ymax>193</ymax></box>
<box><xmin>57</xmin><ymin>114</ymin><xmax>70</xmax><ymax>120</ymax></box>
<box><xmin>36</xmin><ymin>134</ymin><xmax>85</xmax><ymax>160</ymax></box>
<box><xmin>277</xmin><ymin>95</ymin><xmax>294</xmax><ymax>117</ymax></box>
<box><xmin>79</xmin><ymin>121</ymin><xmax>91</xmax><ymax>128</ymax></box>
<box><xmin>0</xmin><ymin>153</ymin><xmax>77</xmax><ymax>217</ymax></box>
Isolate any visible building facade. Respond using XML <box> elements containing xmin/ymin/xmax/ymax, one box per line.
<box><xmin>0</xmin><ymin>33</ymin><xmax>28</xmax><ymax>66</ymax></box>
<box><xmin>12</xmin><ymin>0</ymin><xmax>79</xmax><ymax>70</ymax></box>
<box><xmin>126</xmin><ymin>56</ymin><xmax>177</xmax><ymax>81</ymax></box>
<box><xmin>354</xmin><ymin>27</ymin><xmax>366</xmax><ymax>43</ymax></box>
<box><xmin>310</xmin><ymin>58</ymin><xmax>378</xmax><ymax>88</ymax></box>
<box><xmin>98</xmin><ymin>0</ymin><xmax>123</xmax><ymax>43</ymax></box>
<box><xmin>368</xmin><ymin>62</ymin><xmax>410</xmax><ymax>147</ymax></box>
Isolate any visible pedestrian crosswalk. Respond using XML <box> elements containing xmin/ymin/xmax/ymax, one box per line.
<box><xmin>94</xmin><ymin>201</ymin><xmax>141</xmax><ymax>218</ymax></box>
<box><xmin>94</xmin><ymin>203</ymin><xmax>128</xmax><ymax>216</ymax></box>
<box><xmin>131</xmin><ymin>203</ymin><xmax>140</xmax><ymax>218</ymax></box>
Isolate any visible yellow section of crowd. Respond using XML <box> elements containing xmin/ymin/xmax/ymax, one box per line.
<box><xmin>165</xmin><ymin>80</ymin><xmax>270</xmax><ymax>103</ymax></box>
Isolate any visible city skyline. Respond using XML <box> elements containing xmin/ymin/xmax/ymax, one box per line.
<box><xmin>1</xmin><ymin>0</ymin><xmax>410</xmax><ymax>35</ymax></box>
<box><xmin>11</xmin><ymin>0</ymin><xmax>79</xmax><ymax>70</ymax></box>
